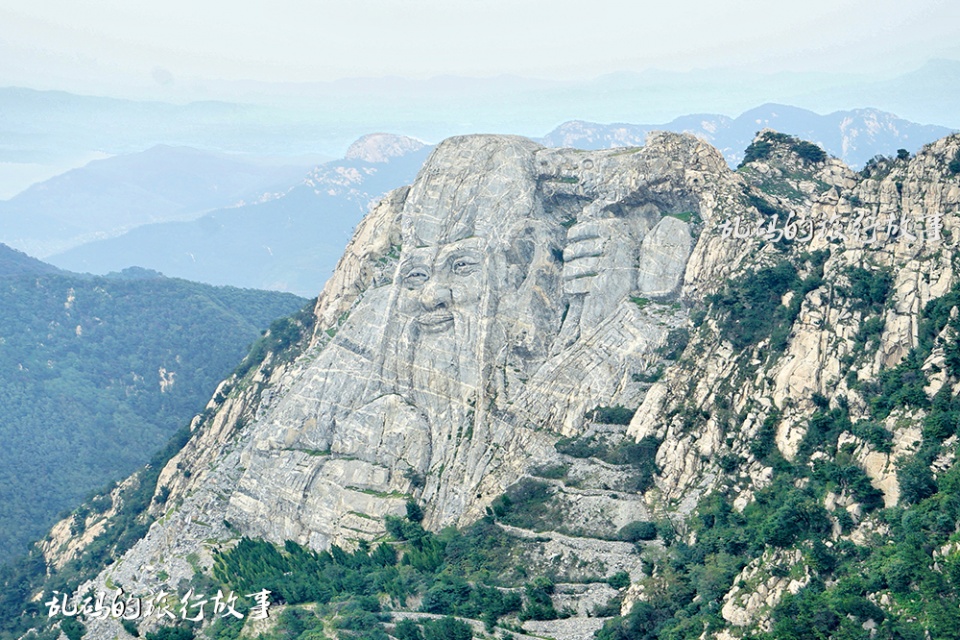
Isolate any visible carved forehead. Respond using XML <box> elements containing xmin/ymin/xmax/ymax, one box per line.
<box><xmin>401</xmin><ymin>136</ymin><xmax>542</xmax><ymax>246</ymax></box>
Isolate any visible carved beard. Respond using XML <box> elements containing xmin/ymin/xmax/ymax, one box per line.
<box><xmin>406</xmin><ymin>310</ymin><xmax>479</xmax><ymax>439</ymax></box>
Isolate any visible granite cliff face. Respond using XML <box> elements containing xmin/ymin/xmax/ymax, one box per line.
<box><xmin>42</xmin><ymin>129</ymin><xmax>960</xmax><ymax>639</ymax></box>
<box><xmin>198</xmin><ymin>132</ymin><xmax>730</xmax><ymax>546</ymax></box>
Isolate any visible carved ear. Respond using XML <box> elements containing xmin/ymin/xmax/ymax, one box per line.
<box><xmin>507</xmin><ymin>232</ymin><xmax>535</xmax><ymax>265</ymax></box>
<box><xmin>504</xmin><ymin>222</ymin><xmax>563</xmax><ymax>290</ymax></box>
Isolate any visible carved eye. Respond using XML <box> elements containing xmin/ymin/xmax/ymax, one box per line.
<box><xmin>451</xmin><ymin>256</ymin><xmax>479</xmax><ymax>274</ymax></box>
<box><xmin>403</xmin><ymin>267</ymin><xmax>429</xmax><ymax>288</ymax></box>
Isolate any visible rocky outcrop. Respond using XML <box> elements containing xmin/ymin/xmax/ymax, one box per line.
<box><xmin>52</xmin><ymin>130</ymin><xmax>960</xmax><ymax>640</ymax></box>
<box><xmin>220</xmin><ymin>133</ymin><xmax>741</xmax><ymax>547</ymax></box>
<box><xmin>627</xmin><ymin>133</ymin><xmax>960</xmax><ymax>509</ymax></box>
<box><xmin>345</xmin><ymin>133</ymin><xmax>427</xmax><ymax>163</ymax></box>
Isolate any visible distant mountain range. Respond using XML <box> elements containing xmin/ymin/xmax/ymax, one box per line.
<box><xmin>540</xmin><ymin>104</ymin><xmax>955</xmax><ymax>168</ymax></box>
<box><xmin>0</xmin><ymin>243</ymin><xmax>307</xmax><ymax>564</ymax></box>
<box><xmin>2</xmin><ymin>108</ymin><xmax>953</xmax><ymax>298</ymax></box>
<box><xmin>5</xmin><ymin>60</ymin><xmax>960</xmax><ymax>196</ymax></box>
<box><xmin>0</xmin><ymin>145</ymin><xmax>311</xmax><ymax>258</ymax></box>
<box><xmin>46</xmin><ymin>134</ymin><xmax>432</xmax><ymax>297</ymax></box>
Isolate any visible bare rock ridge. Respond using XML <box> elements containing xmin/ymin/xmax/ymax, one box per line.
<box><xmin>53</xmin><ymin>129</ymin><xmax>960</xmax><ymax>639</ymax></box>
<box><xmin>344</xmin><ymin>133</ymin><xmax>428</xmax><ymax>163</ymax></box>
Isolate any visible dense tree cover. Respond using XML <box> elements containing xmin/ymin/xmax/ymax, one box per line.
<box><xmin>593</xmin><ymin>438</ymin><xmax>960</xmax><ymax>640</ymax></box>
<box><xmin>707</xmin><ymin>251</ymin><xmax>827</xmax><ymax>353</ymax></box>
<box><xmin>0</xmin><ymin>274</ymin><xmax>316</xmax><ymax>640</ymax></box>
<box><xmin>738</xmin><ymin>131</ymin><xmax>827</xmax><ymax>168</ymax></box>
<box><xmin>1</xmin><ymin>423</ymin><xmax>193</xmax><ymax>640</ymax></box>
<box><xmin>210</xmin><ymin>510</ymin><xmax>541</xmax><ymax>639</ymax></box>
<box><xmin>0</xmin><ymin>266</ymin><xmax>306</xmax><ymax>563</ymax></box>
<box><xmin>592</xmin><ymin>274</ymin><xmax>960</xmax><ymax>639</ymax></box>
<box><xmin>0</xmin><ymin>244</ymin><xmax>61</xmax><ymax>277</ymax></box>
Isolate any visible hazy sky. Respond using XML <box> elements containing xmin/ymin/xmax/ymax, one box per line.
<box><xmin>3</xmin><ymin>0</ymin><xmax>960</xmax><ymax>99</ymax></box>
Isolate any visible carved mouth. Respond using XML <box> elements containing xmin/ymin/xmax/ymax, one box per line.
<box><xmin>416</xmin><ymin>311</ymin><xmax>454</xmax><ymax>332</ymax></box>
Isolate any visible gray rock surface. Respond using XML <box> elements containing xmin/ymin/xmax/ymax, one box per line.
<box><xmin>60</xmin><ymin>130</ymin><xmax>960</xmax><ymax>640</ymax></box>
<box><xmin>222</xmin><ymin>133</ymin><xmax>728</xmax><ymax>547</ymax></box>
<box><xmin>72</xmin><ymin>131</ymin><xmax>734</xmax><ymax>638</ymax></box>
<box><xmin>345</xmin><ymin>133</ymin><xmax>427</xmax><ymax>163</ymax></box>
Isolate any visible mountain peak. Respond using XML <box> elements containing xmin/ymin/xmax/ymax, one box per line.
<box><xmin>344</xmin><ymin>133</ymin><xmax>427</xmax><ymax>163</ymax></box>
<box><xmin>21</xmin><ymin>130</ymin><xmax>960</xmax><ymax>640</ymax></box>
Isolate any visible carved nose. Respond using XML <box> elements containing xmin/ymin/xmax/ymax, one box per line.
<box><xmin>420</xmin><ymin>282</ymin><xmax>452</xmax><ymax>310</ymax></box>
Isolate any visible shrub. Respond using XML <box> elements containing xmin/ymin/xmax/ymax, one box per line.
<box><xmin>591</xmin><ymin>596</ymin><xmax>625</xmax><ymax>617</ymax></box>
<box><xmin>60</xmin><ymin>619</ymin><xmax>86</xmax><ymax>640</ymax></box>
<box><xmin>423</xmin><ymin>617</ymin><xmax>472</xmax><ymax>640</ymax></box>
<box><xmin>949</xmin><ymin>149</ymin><xmax>960</xmax><ymax>175</ymax></box>
<box><xmin>740</xmin><ymin>139</ymin><xmax>774</xmax><ymax>166</ymax></box>
<box><xmin>655</xmin><ymin>520</ymin><xmax>677</xmax><ymax>546</ymax></box>
<box><xmin>144</xmin><ymin>627</ymin><xmax>194</xmax><ymax>640</ymax></box>
<box><xmin>747</xmin><ymin>193</ymin><xmax>785</xmax><ymax>217</ymax></box>
<box><xmin>555</xmin><ymin>435</ymin><xmax>600</xmax><ymax>458</ymax></box>
<box><xmin>839</xmin><ymin>267</ymin><xmax>893</xmax><ymax>312</ymax></box>
<box><xmin>490</xmin><ymin>479</ymin><xmax>554</xmax><ymax>529</ymax></box>
<box><xmin>607</xmin><ymin>571</ymin><xmax>631</xmax><ymax>590</ymax></box>
<box><xmin>406</xmin><ymin>501</ymin><xmax>424</xmax><ymax>523</ymax></box>
<box><xmin>394</xmin><ymin>620</ymin><xmax>423</xmax><ymax>640</ymax></box>
<box><xmin>588</xmin><ymin>405</ymin><xmax>636</xmax><ymax>425</ymax></box>
<box><xmin>659</xmin><ymin>328</ymin><xmax>690</xmax><ymax>361</ymax></box>
<box><xmin>421</xmin><ymin>580</ymin><xmax>472</xmax><ymax>615</ymax></box>
<box><xmin>739</xmin><ymin>132</ymin><xmax>826</xmax><ymax>167</ymax></box>
<box><xmin>530</xmin><ymin>464</ymin><xmax>569</xmax><ymax>480</ymax></box>
<box><xmin>520</xmin><ymin>577</ymin><xmax>558</xmax><ymax>621</ymax></box>
<box><xmin>121</xmin><ymin>620</ymin><xmax>140</xmax><ymax>637</ymax></box>
<box><xmin>898</xmin><ymin>459</ymin><xmax>937</xmax><ymax>505</ymax></box>
<box><xmin>618</xmin><ymin>521</ymin><xmax>657</xmax><ymax>542</ymax></box>
<box><xmin>761</xmin><ymin>493</ymin><xmax>831</xmax><ymax>547</ymax></box>
<box><xmin>750</xmin><ymin>410</ymin><xmax>780</xmax><ymax>461</ymax></box>
<box><xmin>708</xmin><ymin>261</ymin><xmax>798</xmax><ymax>350</ymax></box>
<box><xmin>793</xmin><ymin>140</ymin><xmax>827</xmax><ymax>164</ymax></box>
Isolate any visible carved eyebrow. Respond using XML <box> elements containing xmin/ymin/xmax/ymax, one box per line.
<box><xmin>444</xmin><ymin>250</ymin><xmax>481</xmax><ymax>266</ymax></box>
<box><xmin>437</xmin><ymin>242</ymin><xmax>482</xmax><ymax>264</ymax></box>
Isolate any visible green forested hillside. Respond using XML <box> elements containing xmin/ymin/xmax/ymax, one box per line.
<box><xmin>0</xmin><ymin>244</ymin><xmax>62</xmax><ymax>277</ymax></box>
<box><xmin>0</xmin><ymin>248</ymin><xmax>307</xmax><ymax>563</ymax></box>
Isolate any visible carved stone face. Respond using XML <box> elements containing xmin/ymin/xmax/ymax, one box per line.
<box><xmin>397</xmin><ymin>237</ymin><xmax>486</xmax><ymax>336</ymax></box>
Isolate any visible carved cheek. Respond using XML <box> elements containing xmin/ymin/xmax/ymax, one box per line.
<box><xmin>451</xmin><ymin>274</ymin><xmax>483</xmax><ymax>307</ymax></box>
<box><xmin>397</xmin><ymin>289</ymin><xmax>422</xmax><ymax>314</ymax></box>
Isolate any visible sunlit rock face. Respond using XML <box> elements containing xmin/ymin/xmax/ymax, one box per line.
<box><xmin>225</xmin><ymin>133</ymin><xmax>719</xmax><ymax>548</ymax></box>
<box><xmin>54</xmin><ymin>129</ymin><xmax>960</xmax><ymax>640</ymax></box>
